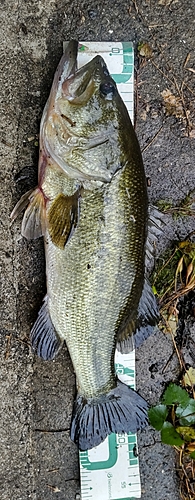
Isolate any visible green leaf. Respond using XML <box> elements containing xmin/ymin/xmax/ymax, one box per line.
<box><xmin>162</xmin><ymin>383</ymin><xmax>190</xmax><ymax>407</ymax></box>
<box><xmin>176</xmin><ymin>399</ymin><xmax>195</xmax><ymax>426</ymax></box>
<box><xmin>148</xmin><ymin>405</ymin><xmax>168</xmax><ymax>431</ymax></box>
<box><xmin>161</xmin><ymin>422</ymin><xmax>184</xmax><ymax>446</ymax></box>
<box><xmin>176</xmin><ymin>426</ymin><xmax>195</xmax><ymax>442</ymax></box>
<box><xmin>190</xmin><ymin>451</ymin><xmax>195</xmax><ymax>459</ymax></box>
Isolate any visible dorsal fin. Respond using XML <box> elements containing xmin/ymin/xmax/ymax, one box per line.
<box><xmin>116</xmin><ymin>278</ymin><xmax>159</xmax><ymax>353</ymax></box>
<box><xmin>116</xmin><ymin>206</ymin><xmax>163</xmax><ymax>353</ymax></box>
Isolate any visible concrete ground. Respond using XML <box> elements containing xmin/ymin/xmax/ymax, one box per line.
<box><xmin>1</xmin><ymin>0</ymin><xmax>195</xmax><ymax>499</ymax></box>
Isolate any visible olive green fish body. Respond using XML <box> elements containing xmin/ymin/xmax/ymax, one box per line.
<box><xmin>45</xmin><ymin>153</ymin><xmax>147</xmax><ymax>398</ymax></box>
<box><xmin>11</xmin><ymin>41</ymin><xmax>159</xmax><ymax>450</ymax></box>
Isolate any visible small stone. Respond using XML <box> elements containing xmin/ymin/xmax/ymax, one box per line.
<box><xmin>88</xmin><ymin>9</ymin><xmax>98</xmax><ymax>19</ymax></box>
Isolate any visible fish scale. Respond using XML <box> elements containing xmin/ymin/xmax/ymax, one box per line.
<box><xmin>11</xmin><ymin>41</ymin><xmax>159</xmax><ymax>454</ymax></box>
<box><xmin>46</xmin><ymin>166</ymin><xmax>145</xmax><ymax>398</ymax></box>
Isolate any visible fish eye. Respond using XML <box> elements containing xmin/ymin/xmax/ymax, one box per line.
<box><xmin>100</xmin><ymin>82</ymin><xmax>116</xmax><ymax>99</ymax></box>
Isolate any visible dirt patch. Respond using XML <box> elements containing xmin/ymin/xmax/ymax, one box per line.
<box><xmin>1</xmin><ymin>1</ymin><xmax>195</xmax><ymax>498</ymax></box>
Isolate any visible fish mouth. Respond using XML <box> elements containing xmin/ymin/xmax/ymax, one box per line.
<box><xmin>62</xmin><ymin>50</ymin><xmax>116</xmax><ymax>104</ymax></box>
<box><xmin>41</xmin><ymin>42</ymin><xmax>118</xmax><ymax>183</ymax></box>
<box><xmin>48</xmin><ymin>40</ymin><xmax>116</xmax><ymax>108</ymax></box>
<box><xmin>55</xmin><ymin>40</ymin><xmax>78</xmax><ymax>89</ymax></box>
<box><xmin>44</xmin><ymin>40</ymin><xmax>78</xmax><ymax>116</ymax></box>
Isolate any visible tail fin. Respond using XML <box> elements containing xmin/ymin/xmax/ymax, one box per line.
<box><xmin>70</xmin><ymin>380</ymin><xmax>148</xmax><ymax>451</ymax></box>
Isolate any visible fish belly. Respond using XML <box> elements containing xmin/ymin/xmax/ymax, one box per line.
<box><xmin>46</xmin><ymin>166</ymin><xmax>147</xmax><ymax>399</ymax></box>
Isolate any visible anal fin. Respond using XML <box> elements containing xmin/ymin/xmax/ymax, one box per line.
<box><xmin>31</xmin><ymin>296</ymin><xmax>63</xmax><ymax>360</ymax></box>
<box><xmin>48</xmin><ymin>191</ymin><xmax>79</xmax><ymax>249</ymax></box>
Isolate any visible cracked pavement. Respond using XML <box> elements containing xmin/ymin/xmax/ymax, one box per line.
<box><xmin>1</xmin><ymin>0</ymin><xmax>195</xmax><ymax>499</ymax></box>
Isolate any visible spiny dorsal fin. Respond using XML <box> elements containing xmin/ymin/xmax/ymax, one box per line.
<box><xmin>48</xmin><ymin>191</ymin><xmax>79</xmax><ymax>249</ymax></box>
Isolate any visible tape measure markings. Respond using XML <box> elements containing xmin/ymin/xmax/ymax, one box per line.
<box><xmin>75</xmin><ymin>42</ymin><xmax>140</xmax><ymax>500</ymax></box>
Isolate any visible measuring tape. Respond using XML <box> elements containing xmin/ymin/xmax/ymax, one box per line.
<box><xmin>79</xmin><ymin>349</ymin><xmax>141</xmax><ymax>500</ymax></box>
<box><xmin>74</xmin><ymin>42</ymin><xmax>141</xmax><ymax>500</ymax></box>
<box><xmin>63</xmin><ymin>41</ymin><xmax>139</xmax><ymax>499</ymax></box>
<box><xmin>77</xmin><ymin>42</ymin><xmax>134</xmax><ymax>121</ymax></box>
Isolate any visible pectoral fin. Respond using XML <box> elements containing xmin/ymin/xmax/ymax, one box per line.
<box><xmin>10</xmin><ymin>189</ymin><xmax>34</xmax><ymax>221</ymax></box>
<box><xmin>116</xmin><ymin>278</ymin><xmax>159</xmax><ymax>353</ymax></box>
<box><xmin>48</xmin><ymin>191</ymin><xmax>79</xmax><ymax>249</ymax></box>
<box><xmin>11</xmin><ymin>187</ymin><xmax>46</xmax><ymax>240</ymax></box>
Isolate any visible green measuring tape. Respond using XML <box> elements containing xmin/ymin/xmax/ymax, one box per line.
<box><xmin>76</xmin><ymin>42</ymin><xmax>140</xmax><ymax>500</ymax></box>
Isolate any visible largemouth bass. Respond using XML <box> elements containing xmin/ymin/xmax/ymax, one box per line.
<box><xmin>11</xmin><ymin>40</ymin><xmax>160</xmax><ymax>451</ymax></box>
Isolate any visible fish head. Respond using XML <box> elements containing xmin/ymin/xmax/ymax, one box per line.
<box><xmin>62</xmin><ymin>54</ymin><xmax>117</xmax><ymax>106</ymax></box>
<box><xmin>41</xmin><ymin>42</ymin><xmax>130</xmax><ymax>183</ymax></box>
<box><xmin>60</xmin><ymin>53</ymin><xmax>122</xmax><ymax>145</ymax></box>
